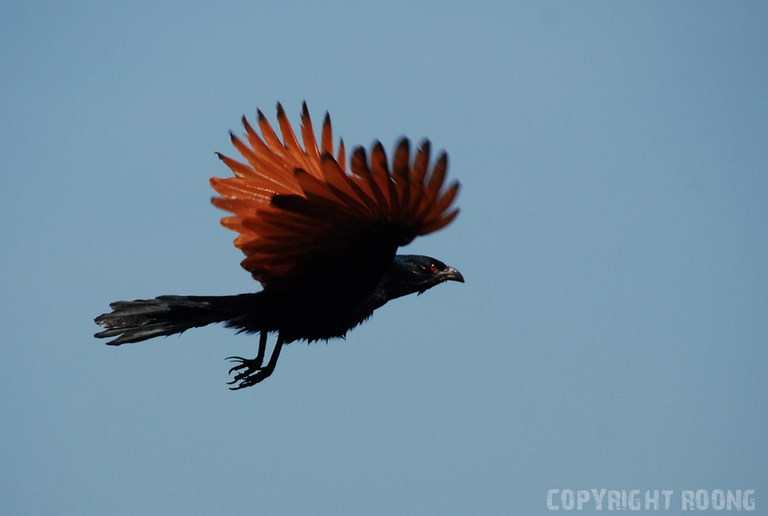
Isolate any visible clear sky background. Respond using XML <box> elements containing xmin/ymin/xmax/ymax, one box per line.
<box><xmin>2</xmin><ymin>1</ymin><xmax>766</xmax><ymax>515</ymax></box>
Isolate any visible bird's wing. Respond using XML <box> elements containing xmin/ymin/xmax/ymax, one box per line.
<box><xmin>210</xmin><ymin>103</ymin><xmax>460</xmax><ymax>287</ymax></box>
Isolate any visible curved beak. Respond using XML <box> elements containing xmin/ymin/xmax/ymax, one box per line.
<box><xmin>441</xmin><ymin>266</ymin><xmax>465</xmax><ymax>283</ymax></box>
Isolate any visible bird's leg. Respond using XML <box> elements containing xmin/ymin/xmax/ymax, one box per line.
<box><xmin>254</xmin><ymin>330</ymin><xmax>267</xmax><ymax>366</ymax></box>
<box><xmin>225</xmin><ymin>333</ymin><xmax>284</xmax><ymax>390</ymax></box>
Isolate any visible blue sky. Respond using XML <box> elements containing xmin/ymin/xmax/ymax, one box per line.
<box><xmin>2</xmin><ymin>1</ymin><xmax>766</xmax><ymax>515</ymax></box>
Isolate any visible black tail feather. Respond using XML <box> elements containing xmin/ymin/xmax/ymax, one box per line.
<box><xmin>94</xmin><ymin>294</ymin><xmax>260</xmax><ymax>345</ymax></box>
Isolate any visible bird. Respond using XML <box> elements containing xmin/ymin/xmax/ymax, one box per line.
<box><xmin>94</xmin><ymin>102</ymin><xmax>463</xmax><ymax>389</ymax></box>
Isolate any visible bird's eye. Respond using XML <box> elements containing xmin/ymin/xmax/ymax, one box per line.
<box><xmin>429</xmin><ymin>263</ymin><xmax>439</xmax><ymax>273</ymax></box>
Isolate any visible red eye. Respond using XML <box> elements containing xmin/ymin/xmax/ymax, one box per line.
<box><xmin>429</xmin><ymin>263</ymin><xmax>439</xmax><ymax>273</ymax></box>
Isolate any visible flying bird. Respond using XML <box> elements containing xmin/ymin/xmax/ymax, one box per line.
<box><xmin>94</xmin><ymin>103</ymin><xmax>463</xmax><ymax>389</ymax></box>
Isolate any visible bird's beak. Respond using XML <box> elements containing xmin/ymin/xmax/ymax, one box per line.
<box><xmin>441</xmin><ymin>266</ymin><xmax>465</xmax><ymax>283</ymax></box>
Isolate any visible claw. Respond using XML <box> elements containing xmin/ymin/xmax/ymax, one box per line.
<box><xmin>225</xmin><ymin>355</ymin><xmax>251</xmax><ymax>374</ymax></box>
<box><xmin>228</xmin><ymin>363</ymin><xmax>247</xmax><ymax>375</ymax></box>
<box><xmin>227</xmin><ymin>370</ymin><xmax>248</xmax><ymax>385</ymax></box>
<box><xmin>229</xmin><ymin>374</ymin><xmax>263</xmax><ymax>390</ymax></box>
<box><xmin>229</xmin><ymin>379</ymin><xmax>252</xmax><ymax>391</ymax></box>
<box><xmin>229</xmin><ymin>376</ymin><xmax>254</xmax><ymax>390</ymax></box>
<box><xmin>224</xmin><ymin>354</ymin><xmax>267</xmax><ymax>389</ymax></box>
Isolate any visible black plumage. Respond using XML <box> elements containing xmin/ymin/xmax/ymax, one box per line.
<box><xmin>95</xmin><ymin>104</ymin><xmax>463</xmax><ymax>389</ymax></box>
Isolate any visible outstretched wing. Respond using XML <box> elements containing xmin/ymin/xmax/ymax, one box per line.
<box><xmin>210</xmin><ymin>102</ymin><xmax>460</xmax><ymax>288</ymax></box>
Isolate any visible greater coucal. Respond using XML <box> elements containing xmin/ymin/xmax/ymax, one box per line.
<box><xmin>95</xmin><ymin>103</ymin><xmax>463</xmax><ymax>389</ymax></box>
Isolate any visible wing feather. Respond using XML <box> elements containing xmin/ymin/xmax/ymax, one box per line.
<box><xmin>350</xmin><ymin>147</ymin><xmax>386</xmax><ymax>215</ymax></box>
<box><xmin>321</xmin><ymin>113</ymin><xmax>333</xmax><ymax>155</ymax></box>
<box><xmin>417</xmin><ymin>151</ymin><xmax>448</xmax><ymax>221</ymax></box>
<box><xmin>369</xmin><ymin>141</ymin><xmax>393</xmax><ymax>211</ymax></box>
<box><xmin>300</xmin><ymin>102</ymin><xmax>321</xmax><ymax>168</ymax></box>
<box><xmin>426</xmin><ymin>181</ymin><xmax>461</xmax><ymax>225</ymax></box>
<box><xmin>420</xmin><ymin>208</ymin><xmax>460</xmax><ymax>235</ymax></box>
<box><xmin>242</xmin><ymin>116</ymin><xmax>296</xmax><ymax>181</ymax></box>
<box><xmin>277</xmin><ymin>102</ymin><xmax>315</xmax><ymax>176</ymax></box>
<box><xmin>211</xmin><ymin>104</ymin><xmax>460</xmax><ymax>287</ymax></box>
<box><xmin>319</xmin><ymin>155</ymin><xmax>373</xmax><ymax>214</ymax></box>
<box><xmin>409</xmin><ymin>140</ymin><xmax>430</xmax><ymax>214</ymax></box>
<box><xmin>393</xmin><ymin>138</ymin><xmax>411</xmax><ymax>220</ymax></box>
<box><xmin>257</xmin><ymin>109</ymin><xmax>285</xmax><ymax>154</ymax></box>
<box><xmin>337</xmin><ymin>139</ymin><xmax>346</xmax><ymax>173</ymax></box>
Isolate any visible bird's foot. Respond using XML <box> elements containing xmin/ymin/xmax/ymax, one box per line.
<box><xmin>225</xmin><ymin>356</ymin><xmax>272</xmax><ymax>390</ymax></box>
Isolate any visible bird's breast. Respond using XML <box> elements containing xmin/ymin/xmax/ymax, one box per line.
<box><xmin>266</xmin><ymin>287</ymin><xmax>381</xmax><ymax>343</ymax></box>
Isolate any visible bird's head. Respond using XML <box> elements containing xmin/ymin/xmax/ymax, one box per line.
<box><xmin>382</xmin><ymin>254</ymin><xmax>465</xmax><ymax>300</ymax></box>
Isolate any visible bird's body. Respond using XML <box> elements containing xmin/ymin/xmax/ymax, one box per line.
<box><xmin>95</xmin><ymin>104</ymin><xmax>463</xmax><ymax>388</ymax></box>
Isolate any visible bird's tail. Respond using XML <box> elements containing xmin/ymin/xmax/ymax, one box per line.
<box><xmin>94</xmin><ymin>294</ymin><xmax>260</xmax><ymax>345</ymax></box>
